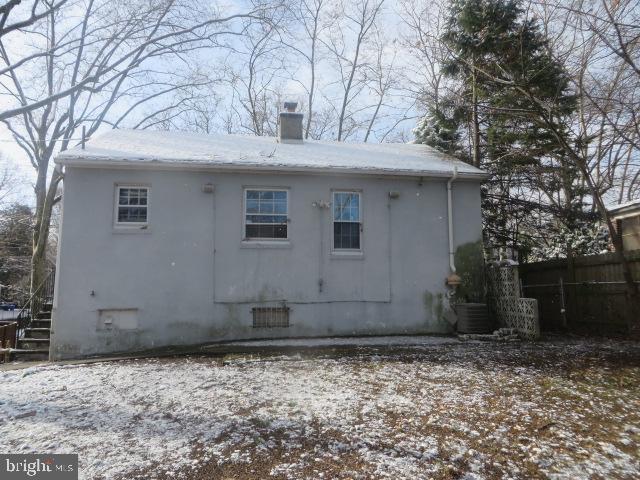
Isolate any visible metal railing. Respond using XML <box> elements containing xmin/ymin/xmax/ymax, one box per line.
<box><xmin>16</xmin><ymin>270</ymin><xmax>55</xmax><ymax>334</ymax></box>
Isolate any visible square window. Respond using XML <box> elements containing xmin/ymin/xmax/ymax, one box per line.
<box><xmin>244</xmin><ymin>189</ymin><xmax>288</xmax><ymax>240</ymax></box>
<box><xmin>115</xmin><ymin>186</ymin><xmax>149</xmax><ymax>226</ymax></box>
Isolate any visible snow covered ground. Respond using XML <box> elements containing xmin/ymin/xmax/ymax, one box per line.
<box><xmin>207</xmin><ymin>335</ymin><xmax>460</xmax><ymax>349</ymax></box>
<box><xmin>1</xmin><ymin>340</ymin><xmax>639</xmax><ymax>479</ymax></box>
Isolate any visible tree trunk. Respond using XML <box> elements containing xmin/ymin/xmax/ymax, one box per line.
<box><xmin>337</xmin><ymin>31</ymin><xmax>364</xmax><ymax>142</ymax></box>
<box><xmin>364</xmin><ymin>94</ymin><xmax>383</xmax><ymax>143</ymax></box>
<box><xmin>305</xmin><ymin>35</ymin><xmax>316</xmax><ymax>139</ymax></box>
<box><xmin>30</xmin><ymin>166</ymin><xmax>60</xmax><ymax>313</ymax></box>
<box><xmin>471</xmin><ymin>63</ymin><xmax>481</xmax><ymax>168</ymax></box>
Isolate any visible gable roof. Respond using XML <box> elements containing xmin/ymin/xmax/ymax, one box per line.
<box><xmin>55</xmin><ymin>129</ymin><xmax>487</xmax><ymax>179</ymax></box>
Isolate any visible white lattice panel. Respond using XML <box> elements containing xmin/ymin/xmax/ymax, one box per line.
<box><xmin>487</xmin><ymin>265</ymin><xmax>540</xmax><ymax>340</ymax></box>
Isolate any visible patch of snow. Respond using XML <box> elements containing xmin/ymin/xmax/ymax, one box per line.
<box><xmin>208</xmin><ymin>335</ymin><xmax>460</xmax><ymax>349</ymax></box>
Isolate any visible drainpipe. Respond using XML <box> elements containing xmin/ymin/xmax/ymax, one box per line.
<box><xmin>446</xmin><ymin>166</ymin><xmax>461</xmax><ymax>287</ymax></box>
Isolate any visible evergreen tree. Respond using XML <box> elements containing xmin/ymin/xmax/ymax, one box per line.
<box><xmin>424</xmin><ymin>0</ymin><xmax>592</xmax><ymax>259</ymax></box>
<box><xmin>414</xmin><ymin>96</ymin><xmax>467</xmax><ymax>160</ymax></box>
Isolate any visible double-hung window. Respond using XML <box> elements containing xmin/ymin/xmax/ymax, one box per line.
<box><xmin>115</xmin><ymin>186</ymin><xmax>149</xmax><ymax>226</ymax></box>
<box><xmin>244</xmin><ymin>189</ymin><xmax>288</xmax><ymax>240</ymax></box>
<box><xmin>333</xmin><ymin>191</ymin><xmax>361</xmax><ymax>250</ymax></box>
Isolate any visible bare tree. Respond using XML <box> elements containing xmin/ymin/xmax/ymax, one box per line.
<box><xmin>592</xmin><ymin>0</ymin><xmax>640</xmax><ymax>79</ymax></box>
<box><xmin>0</xmin><ymin>0</ymin><xmax>67</xmax><ymax>39</ymax></box>
<box><xmin>0</xmin><ymin>157</ymin><xmax>17</xmax><ymax>206</ymax></box>
<box><xmin>362</xmin><ymin>30</ymin><xmax>397</xmax><ymax>142</ymax></box>
<box><xmin>176</xmin><ymin>84</ymin><xmax>224</xmax><ymax>134</ymax></box>
<box><xmin>397</xmin><ymin>0</ymin><xmax>450</xmax><ymax>113</ymax></box>
<box><xmin>323</xmin><ymin>0</ymin><xmax>384</xmax><ymax>141</ymax></box>
<box><xmin>0</xmin><ymin>0</ymin><xmax>265</xmax><ymax>296</ymax></box>
<box><xmin>533</xmin><ymin>0</ymin><xmax>639</xmax><ymax>207</ymax></box>
<box><xmin>303</xmin><ymin>99</ymin><xmax>338</xmax><ymax>139</ymax></box>
<box><xmin>281</xmin><ymin>0</ymin><xmax>327</xmax><ymax>138</ymax></box>
<box><xmin>395</xmin><ymin>0</ymin><xmax>458</xmax><ymax>146</ymax></box>
<box><xmin>535</xmin><ymin>0</ymin><xmax>640</xmax><ymax>192</ymax></box>
<box><xmin>226</xmin><ymin>14</ymin><xmax>287</xmax><ymax>136</ymax></box>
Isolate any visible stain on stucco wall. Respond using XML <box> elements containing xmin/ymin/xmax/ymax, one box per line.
<box><xmin>423</xmin><ymin>291</ymin><xmax>452</xmax><ymax>331</ymax></box>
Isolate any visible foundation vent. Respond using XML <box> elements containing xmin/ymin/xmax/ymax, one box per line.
<box><xmin>252</xmin><ymin>306</ymin><xmax>290</xmax><ymax>328</ymax></box>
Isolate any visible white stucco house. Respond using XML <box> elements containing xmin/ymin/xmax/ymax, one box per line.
<box><xmin>51</xmin><ymin>108</ymin><xmax>487</xmax><ymax>359</ymax></box>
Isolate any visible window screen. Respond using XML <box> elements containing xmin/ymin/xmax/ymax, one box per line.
<box><xmin>333</xmin><ymin>191</ymin><xmax>361</xmax><ymax>250</ymax></box>
<box><xmin>245</xmin><ymin>189</ymin><xmax>288</xmax><ymax>239</ymax></box>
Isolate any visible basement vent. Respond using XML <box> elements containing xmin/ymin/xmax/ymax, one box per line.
<box><xmin>252</xmin><ymin>307</ymin><xmax>290</xmax><ymax>328</ymax></box>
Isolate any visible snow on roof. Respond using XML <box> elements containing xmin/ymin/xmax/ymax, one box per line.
<box><xmin>608</xmin><ymin>198</ymin><xmax>640</xmax><ymax>215</ymax></box>
<box><xmin>55</xmin><ymin>129</ymin><xmax>486</xmax><ymax>179</ymax></box>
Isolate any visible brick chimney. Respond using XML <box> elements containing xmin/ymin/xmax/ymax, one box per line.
<box><xmin>278</xmin><ymin>101</ymin><xmax>303</xmax><ymax>143</ymax></box>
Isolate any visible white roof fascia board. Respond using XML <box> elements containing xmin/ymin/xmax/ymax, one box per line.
<box><xmin>58</xmin><ymin>157</ymin><xmax>488</xmax><ymax>180</ymax></box>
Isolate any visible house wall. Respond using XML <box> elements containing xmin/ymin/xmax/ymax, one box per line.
<box><xmin>620</xmin><ymin>215</ymin><xmax>640</xmax><ymax>251</ymax></box>
<box><xmin>51</xmin><ymin>167</ymin><xmax>483</xmax><ymax>359</ymax></box>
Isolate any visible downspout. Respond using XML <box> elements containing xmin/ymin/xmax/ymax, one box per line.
<box><xmin>446</xmin><ymin>166</ymin><xmax>461</xmax><ymax>287</ymax></box>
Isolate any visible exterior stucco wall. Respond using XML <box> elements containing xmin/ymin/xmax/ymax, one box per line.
<box><xmin>619</xmin><ymin>215</ymin><xmax>640</xmax><ymax>251</ymax></box>
<box><xmin>51</xmin><ymin>167</ymin><xmax>483</xmax><ymax>359</ymax></box>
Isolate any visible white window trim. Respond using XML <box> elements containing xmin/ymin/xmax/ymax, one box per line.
<box><xmin>242</xmin><ymin>187</ymin><xmax>290</xmax><ymax>242</ymax></box>
<box><xmin>331</xmin><ymin>189</ymin><xmax>363</xmax><ymax>253</ymax></box>
<box><xmin>114</xmin><ymin>184</ymin><xmax>150</xmax><ymax>229</ymax></box>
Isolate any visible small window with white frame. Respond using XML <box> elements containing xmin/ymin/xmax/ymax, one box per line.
<box><xmin>333</xmin><ymin>191</ymin><xmax>361</xmax><ymax>250</ymax></box>
<box><xmin>115</xmin><ymin>185</ymin><xmax>149</xmax><ymax>226</ymax></box>
<box><xmin>244</xmin><ymin>188</ymin><xmax>288</xmax><ymax>240</ymax></box>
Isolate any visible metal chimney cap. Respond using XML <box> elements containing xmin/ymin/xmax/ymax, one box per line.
<box><xmin>283</xmin><ymin>101</ymin><xmax>298</xmax><ymax>112</ymax></box>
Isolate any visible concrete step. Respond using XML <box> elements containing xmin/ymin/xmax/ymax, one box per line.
<box><xmin>42</xmin><ymin>302</ymin><xmax>53</xmax><ymax>312</ymax></box>
<box><xmin>17</xmin><ymin>338</ymin><xmax>50</xmax><ymax>350</ymax></box>
<box><xmin>30</xmin><ymin>319</ymin><xmax>51</xmax><ymax>329</ymax></box>
<box><xmin>34</xmin><ymin>311</ymin><xmax>51</xmax><ymax>320</ymax></box>
<box><xmin>24</xmin><ymin>328</ymin><xmax>51</xmax><ymax>339</ymax></box>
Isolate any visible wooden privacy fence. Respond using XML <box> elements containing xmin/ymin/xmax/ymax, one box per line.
<box><xmin>519</xmin><ymin>251</ymin><xmax>640</xmax><ymax>333</ymax></box>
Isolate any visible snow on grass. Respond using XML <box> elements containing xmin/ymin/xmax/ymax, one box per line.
<box><xmin>1</xmin><ymin>341</ymin><xmax>639</xmax><ymax>479</ymax></box>
<box><xmin>210</xmin><ymin>335</ymin><xmax>460</xmax><ymax>348</ymax></box>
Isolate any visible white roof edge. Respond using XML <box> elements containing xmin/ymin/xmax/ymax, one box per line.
<box><xmin>55</xmin><ymin>156</ymin><xmax>489</xmax><ymax>180</ymax></box>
